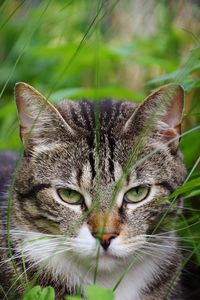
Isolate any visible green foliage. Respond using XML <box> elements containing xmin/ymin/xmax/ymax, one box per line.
<box><xmin>158</xmin><ymin>177</ymin><xmax>200</xmax><ymax>204</ymax></box>
<box><xmin>22</xmin><ymin>284</ymin><xmax>114</xmax><ymax>300</ymax></box>
<box><xmin>0</xmin><ymin>0</ymin><xmax>200</xmax><ymax>299</ymax></box>
<box><xmin>85</xmin><ymin>285</ymin><xmax>114</xmax><ymax>300</ymax></box>
<box><xmin>22</xmin><ymin>286</ymin><xmax>55</xmax><ymax>300</ymax></box>
<box><xmin>67</xmin><ymin>285</ymin><xmax>114</xmax><ymax>300</ymax></box>
<box><xmin>0</xmin><ymin>0</ymin><xmax>199</xmax><ymax>154</ymax></box>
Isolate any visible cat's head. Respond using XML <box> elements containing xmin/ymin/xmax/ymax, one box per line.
<box><xmin>12</xmin><ymin>83</ymin><xmax>186</xmax><ymax>272</ymax></box>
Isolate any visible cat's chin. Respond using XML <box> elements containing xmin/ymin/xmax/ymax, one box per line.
<box><xmin>77</xmin><ymin>250</ymin><xmax>127</xmax><ymax>272</ymax></box>
<box><xmin>81</xmin><ymin>252</ymin><xmax>123</xmax><ymax>272</ymax></box>
<box><xmin>96</xmin><ymin>256</ymin><xmax>119</xmax><ymax>272</ymax></box>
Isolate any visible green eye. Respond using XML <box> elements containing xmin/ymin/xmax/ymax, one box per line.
<box><xmin>124</xmin><ymin>186</ymin><xmax>150</xmax><ymax>203</ymax></box>
<box><xmin>57</xmin><ymin>188</ymin><xmax>83</xmax><ymax>205</ymax></box>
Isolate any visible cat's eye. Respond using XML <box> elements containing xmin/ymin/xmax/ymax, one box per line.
<box><xmin>57</xmin><ymin>188</ymin><xmax>83</xmax><ymax>205</ymax></box>
<box><xmin>124</xmin><ymin>186</ymin><xmax>150</xmax><ymax>203</ymax></box>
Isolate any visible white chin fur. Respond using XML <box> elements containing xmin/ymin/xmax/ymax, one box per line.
<box><xmin>70</xmin><ymin>224</ymin><xmax>138</xmax><ymax>271</ymax></box>
<box><xmin>18</xmin><ymin>224</ymin><xmax>168</xmax><ymax>300</ymax></box>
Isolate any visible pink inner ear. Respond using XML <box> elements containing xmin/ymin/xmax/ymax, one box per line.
<box><xmin>159</xmin><ymin>127</ymin><xmax>180</xmax><ymax>154</ymax></box>
<box><xmin>17</xmin><ymin>100</ymin><xmax>33</xmax><ymax>132</ymax></box>
<box><xmin>161</xmin><ymin>87</ymin><xmax>184</xmax><ymax>136</ymax></box>
<box><xmin>161</xmin><ymin>128</ymin><xmax>178</xmax><ymax>140</ymax></box>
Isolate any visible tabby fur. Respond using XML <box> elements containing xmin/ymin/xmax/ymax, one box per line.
<box><xmin>0</xmin><ymin>83</ymin><xmax>186</xmax><ymax>300</ymax></box>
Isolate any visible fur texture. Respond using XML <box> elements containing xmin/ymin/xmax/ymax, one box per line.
<box><xmin>0</xmin><ymin>83</ymin><xmax>186</xmax><ymax>300</ymax></box>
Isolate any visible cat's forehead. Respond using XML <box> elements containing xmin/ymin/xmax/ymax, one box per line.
<box><xmin>56</xmin><ymin>99</ymin><xmax>138</xmax><ymax>133</ymax></box>
<box><xmin>22</xmin><ymin>94</ymin><xmax>185</xmax><ymax>195</ymax></box>
<box><xmin>58</xmin><ymin>100</ymin><xmax>140</xmax><ymax>165</ymax></box>
<box><xmin>52</xmin><ymin>99</ymin><xmax>139</xmax><ymax>177</ymax></box>
<box><xmin>31</xmin><ymin>100</ymin><xmax>139</xmax><ymax>182</ymax></box>
<box><xmin>24</xmin><ymin>101</ymin><xmax>136</xmax><ymax>197</ymax></box>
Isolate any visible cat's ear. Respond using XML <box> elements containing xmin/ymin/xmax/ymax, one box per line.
<box><xmin>124</xmin><ymin>84</ymin><xmax>184</xmax><ymax>151</ymax></box>
<box><xmin>145</xmin><ymin>83</ymin><xmax>183</xmax><ymax>134</ymax></box>
<box><xmin>15</xmin><ymin>82</ymin><xmax>73</xmax><ymax>144</ymax></box>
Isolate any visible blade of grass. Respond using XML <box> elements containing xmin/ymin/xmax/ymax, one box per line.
<box><xmin>46</xmin><ymin>0</ymin><xmax>105</xmax><ymax>98</ymax></box>
<box><xmin>0</xmin><ymin>0</ymin><xmax>53</xmax><ymax>100</ymax></box>
<box><xmin>0</xmin><ymin>284</ymin><xmax>8</xmax><ymax>300</ymax></box>
<box><xmin>151</xmin><ymin>155</ymin><xmax>200</xmax><ymax>235</ymax></box>
<box><xmin>0</xmin><ymin>0</ymin><xmax>26</xmax><ymax>32</ymax></box>
<box><xmin>5</xmin><ymin>1</ymin><xmax>54</xmax><ymax>293</ymax></box>
<box><xmin>93</xmin><ymin>242</ymin><xmax>101</xmax><ymax>284</ymax></box>
<box><xmin>112</xmin><ymin>128</ymin><xmax>200</xmax><ymax>292</ymax></box>
<box><xmin>164</xmin><ymin>238</ymin><xmax>200</xmax><ymax>299</ymax></box>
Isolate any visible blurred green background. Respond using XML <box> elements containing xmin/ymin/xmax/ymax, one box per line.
<box><xmin>0</xmin><ymin>0</ymin><xmax>199</xmax><ymax>298</ymax></box>
<box><xmin>0</xmin><ymin>0</ymin><xmax>199</xmax><ymax>163</ymax></box>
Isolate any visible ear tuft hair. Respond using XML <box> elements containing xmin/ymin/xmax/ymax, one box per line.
<box><xmin>15</xmin><ymin>82</ymin><xmax>73</xmax><ymax>144</ymax></box>
<box><xmin>123</xmin><ymin>84</ymin><xmax>184</xmax><ymax>151</ymax></box>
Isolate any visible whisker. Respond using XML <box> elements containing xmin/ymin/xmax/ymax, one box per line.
<box><xmin>142</xmin><ymin>242</ymin><xmax>194</xmax><ymax>253</ymax></box>
<box><xmin>3</xmin><ymin>245</ymin><xmax>77</xmax><ymax>299</ymax></box>
<box><xmin>142</xmin><ymin>234</ymin><xmax>199</xmax><ymax>241</ymax></box>
<box><xmin>9</xmin><ymin>230</ymin><xmax>66</xmax><ymax>238</ymax></box>
<box><xmin>145</xmin><ymin>221</ymin><xmax>200</xmax><ymax>236</ymax></box>
<box><xmin>173</xmin><ymin>205</ymin><xmax>200</xmax><ymax>212</ymax></box>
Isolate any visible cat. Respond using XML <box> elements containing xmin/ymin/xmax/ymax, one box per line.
<box><xmin>0</xmin><ymin>82</ymin><xmax>186</xmax><ymax>300</ymax></box>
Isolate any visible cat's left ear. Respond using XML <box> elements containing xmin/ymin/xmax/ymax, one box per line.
<box><xmin>145</xmin><ymin>84</ymin><xmax>184</xmax><ymax>151</ymax></box>
<box><xmin>124</xmin><ymin>83</ymin><xmax>184</xmax><ymax>151</ymax></box>
<box><xmin>15</xmin><ymin>82</ymin><xmax>73</xmax><ymax>144</ymax></box>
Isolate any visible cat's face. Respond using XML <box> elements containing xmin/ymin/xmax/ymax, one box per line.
<box><xmin>13</xmin><ymin>83</ymin><xmax>186</xmax><ymax>272</ymax></box>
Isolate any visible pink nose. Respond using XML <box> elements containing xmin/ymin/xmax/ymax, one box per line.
<box><xmin>92</xmin><ymin>232</ymin><xmax>119</xmax><ymax>250</ymax></box>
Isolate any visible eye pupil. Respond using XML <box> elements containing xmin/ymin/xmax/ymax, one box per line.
<box><xmin>57</xmin><ymin>188</ymin><xmax>83</xmax><ymax>205</ymax></box>
<box><xmin>124</xmin><ymin>186</ymin><xmax>150</xmax><ymax>203</ymax></box>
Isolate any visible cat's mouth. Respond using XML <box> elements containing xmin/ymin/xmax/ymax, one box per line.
<box><xmin>99</xmin><ymin>250</ymin><xmax>117</xmax><ymax>259</ymax></box>
<box><xmin>76</xmin><ymin>247</ymin><xmax>121</xmax><ymax>263</ymax></box>
<box><xmin>97</xmin><ymin>246</ymin><xmax>129</xmax><ymax>262</ymax></box>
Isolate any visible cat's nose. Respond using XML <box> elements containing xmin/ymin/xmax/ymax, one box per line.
<box><xmin>92</xmin><ymin>232</ymin><xmax>118</xmax><ymax>251</ymax></box>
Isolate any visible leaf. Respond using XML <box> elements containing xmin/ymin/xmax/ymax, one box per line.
<box><xmin>184</xmin><ymin>189</ymin><xmax>200</xmax><ymax>199</ymax></box>
<box><xmin>156</xmin><ymin>178</ymin><xmax>200</xmax><ymax>204</ymax></box>
<box><xmin>170</xmin><ymin>178</ymin><xmax>200</xmax><ymax>198</ymax></box>
<box><xmin>22</xmin><ymin>286</ymin><xmax>55</xmax><ymax>300</ymax></box>
<box><xmin>85</xmin><ymin>285</ymin><xmax>114</xmax><ymax>300</ymax></box>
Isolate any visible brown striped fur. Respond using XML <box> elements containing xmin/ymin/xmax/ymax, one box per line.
<box><xmin>0</xmin><ymin>83</ymin><xmax>187</xmax><ymax>300</ymax></box>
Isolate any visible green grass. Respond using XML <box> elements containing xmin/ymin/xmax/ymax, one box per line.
<box><xmin>0</xmin><ymin>1</ymin><xmax>200</xmax><ymax>299</ymax></box>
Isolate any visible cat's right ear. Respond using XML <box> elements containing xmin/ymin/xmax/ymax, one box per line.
<box><xmin>15</xmin><ymin>82</ymin><xmax>73</xmax><ymax>144</ymax></box>
<box><xmin>123</xmin><ymin>84</ymin><xmax>184</xmax><ymax>153</ymax></box>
